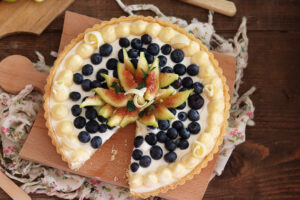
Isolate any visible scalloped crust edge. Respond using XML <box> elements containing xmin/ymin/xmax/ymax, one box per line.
<box><xmin>43</xmin><ymin>16</ymin><xmax>230</xmax><ymax>198</ymax></box>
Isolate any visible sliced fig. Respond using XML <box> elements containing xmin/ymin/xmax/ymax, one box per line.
<box><xmin>135</xmin><ymin>52</ymin><xmax>148</xmax><ymax>83</ymax></box>
<box><xmin>153</xmin><ymin>104</ymin><xmax>175</xmax><ymax>120</ymax></box>
<box><xmin>144</xmin><ymin>58</ymin><xmax>159</xmax><ymax>101</ymax></box>
<box><xmin>120</xmin><ymin>109</ymin><xmax>139</xmax><ymax>127</ymax></box>
<box><xmin>156</xmin><ymin>88</ymin><xmax>175</xmax><ymax>100</ymax></box>
<box><xmin>118</xmin><ymin>63</ymin><xmax>138</xmax><ymax>91</ymax></box>
<box><xmin>94</xmin><ymin>88</ymin><xmax>130</xmax><ymax>108</ymax></box>
<box><xmin>101</xmin><ymin>73</ymin><xmax>118</xmax><ymax>89</ymax></box>
<box><xmin>123</xmin><ymin>48</ymin><xmax>135</xmax><ymax>74</ymax></box>
<box><xmin>138</xmin><ymin>113</ymin><xmax>158</xmax><ymax>128</ymax></box>
<box><xmin>162</xmin><ymin>89</ymin><xmax>193</xmax><ymax>108</ymax></box>
<box><xmin>159</xmin><ymin>73</ymin><xmax>179</xmax><ymax>88</ymax></box>
<box><xmin>80</xmin><ymin>96</ymin><xmax>104</xmax><ymax>108</ymax></box>
<box><xmin>98</xmin><ymin>104</ymin><xmax>115</xmax><ymax>118</ymax></box>
<box><xmin>107</xmin><ymin>108</ymin><xmax>127</xmax><ymax>127</ymax></box>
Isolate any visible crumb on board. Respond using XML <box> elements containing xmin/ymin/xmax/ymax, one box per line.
<box><xmin>114</xmin><ymin>176</ymin><xmax>119</xmax><ymax>182</ymax></box>
<box><xmin>110</xmin><ymin>145</ymin><xmax>118</xmax><ymax>161</ymax></box>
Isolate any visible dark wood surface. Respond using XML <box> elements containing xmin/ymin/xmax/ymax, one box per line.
<box><xmin>0</xmin><ymin>0</ymin><xmax>300</xmax><ymax>199</ymax></box>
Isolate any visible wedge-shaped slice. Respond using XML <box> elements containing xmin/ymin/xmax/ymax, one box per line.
<box><xmin>80</xmin><ymin>96</ymin><xmax>104</xmax><ymax>108</ymax></box>
<box><xmin>123</xmin><ymin>48</ymin><xmax>135</xmax><ymax>74</ymax></box>
<box><xmin>162</xmin><ymin>89</ymin><xmax>193</xmax><ymax>108</ymax></box>
<box><xmin>156</xmin><ymin>88</ymin><xmax>175</xmax><ymax>100</ymax></box>
<box><xmin>94</xmin><ymin>88</ymin><xmax>130</xmax><ymax>108</ymax></box>
<box><xmin>107</xmin><ymin>107</ymin><xmax>127</xmax><ymax>127</ymax></box>
<box><xmin>135</xmin><ymin>52</ymin><xmax>148</xmax><ymax>83</ymax></box>
<box><xmin>120</xmin><ymin>109</ymin><xmax>139</xmax><ymax>127</ymax></box>
<box><xmin>98</xmin><ymin>104</ymin><xmax>115</xmax><ymax>118</ymax></box>
<box><xmin>101</xmin><ymin>73</ymin><xmax>118</xmax><ymax>89</ymax></box>
<box><xmin>118</xmin><ymin>63</ymin><xmax>138</xmax><ymax>91</ymax></box>
<box><xmin>145</xmin><ymin>58</ymin><xmax>159</xmax><ymax>101</ymax></box>
<box><xmin>138</xmin><ymin>113</ymin><xmax>158</xmax><ymax>128</ymax></box>
<box><xmin>159</xmin><ymin>73</ymin><xmax>179</xmax><ymax>88</ymax></box>
<box><xmin>153</xmin><ymin>104</ymin><xmax>175</xmax><ymax>120</ymax></box>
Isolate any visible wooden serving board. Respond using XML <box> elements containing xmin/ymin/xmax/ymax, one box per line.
<box><xmin>17</xmin><ymin>11</ymin><xmax>235</xmax><ymax>200</ymax></box>
<box><xmin>0</xmin><ymin>0</ymin><xmax>74</xmax><ymax>39</ymax></box>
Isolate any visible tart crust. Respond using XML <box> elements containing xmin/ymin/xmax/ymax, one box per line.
<box><xmin>43</xmin><ymin>16</ymin><xmax>230</xmax><ymax>198</ymax></box>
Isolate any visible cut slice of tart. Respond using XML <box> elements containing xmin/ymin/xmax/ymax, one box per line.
<box><xmin>44</xmin><ymin>16</ymin><xmax>229</xmax><ymax>198</ymax></box>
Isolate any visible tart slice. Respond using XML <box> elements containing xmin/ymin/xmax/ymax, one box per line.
<box><xmin>44</xmin><ymin>16</ymin><xmax>229</xmax><ymax>198</ymax></box>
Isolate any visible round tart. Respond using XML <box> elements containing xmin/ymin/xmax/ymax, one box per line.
<box><xmin>44</xmin><ymin>16</ymin><xmax>230</xmax><ymax>198</ymax></box>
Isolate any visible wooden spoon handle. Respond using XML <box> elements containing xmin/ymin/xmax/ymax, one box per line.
<box><xmin>0</xmin><ymin>171</ymin><xmax>31</xmax><ymax>200</ymax></box>
<box><xmin>179</xmin><ymin>0</ymin><xmax>237</xmax><ymax>16</ymax></box>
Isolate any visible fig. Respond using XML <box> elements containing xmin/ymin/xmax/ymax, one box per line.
<box><xmin>162</xmin><ymin>89</ymin><xmax>193</xmax><ymax>108</ymax></box>
<box><xmin>159</xmin><ymin>73</ymin><xmax>178</xmax><ymax>88</ymax></box>
<box><xmin>94</xmin><ymin>88</ymin><xmax>130</xmax><ymax>108</ymax></box>
<box><xmin>145</xmin><ymin>58</ymin><xmax>159</xmax><ymax>101</ymax></box>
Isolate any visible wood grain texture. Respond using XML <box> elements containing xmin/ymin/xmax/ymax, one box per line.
<box><xmin>1</xmin><ymin>0</ymin><xmax>300</xmax><ymax>199</ymax></box>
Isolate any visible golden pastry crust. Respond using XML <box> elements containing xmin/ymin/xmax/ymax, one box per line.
<box><xmin>43</xmin><ymin>16</ymin><xmax>230</xmax><ymax>198</ymax></box>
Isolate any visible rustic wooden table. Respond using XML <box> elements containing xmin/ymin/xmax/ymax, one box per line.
<box><xmin>0</xmin><ymin>0</ymin><xmax>299</xmax><ymax>199</ymax></box>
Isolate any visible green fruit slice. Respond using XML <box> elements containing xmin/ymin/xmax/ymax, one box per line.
<box><xmin>107</xmin><ymin>108</ymin><xmax>127</xmax><ymax>127</ymax></box>
<box><xmin>101</xmin><ymin>73</ymin><xmax>118</xmax><ymax>89</ymax></box>
<box><xmin>118</xmin><ymin>63</ymin><xmax>138</xmax><ymax>91</ymax></box>
<box><xmin>162</xmin><ymin>89</ymin><xmax>193</xmax><ymax>108</ymax></box>
<box><xmin>94</xmin><ymin>88</ymin><xmax>130</xmax><ymax>108</ymax></box>
<box><xmin>138</xmin><ymin>113</ymin><xmax>158</xmax><ymax>128</ymax></box>
<box><xmin>135</xmin><ymin>52</ymin><xmax>148</xmax><ymax>83</ymax></box>
<box><xmin>159</xmin><ymin>73</ymin><xmax>179</xmax><ymax>88</ymax></box>
<box><xmin>98</xmin><ymin>104</ymin><xmax>115</xmax><ymax>118</ymax></box>
<box><xmin>156</xmin><ymin>88</ymin><xmax>175</xmax><ymax>100</ymax></box>
<box><xmin>153</xmin><ymin>104</ymin><xmax>175</xmax><ymax>120</ymax></box>
<box><xmin>145</xmin><ymin>58</ymin><xmax>159</xmax><ymax>101</ymax></box>
<box><xmin>120</xmin><ymin>109</ymin><xmax>139</xmax><ymax>127</ymax></box>
<box><xmin>80</xmin><ymin>96</ymin><xmax>104</xmax><ymax>108</ymax></box>
<box><xmin>123</xmin><ymin>48</ymin><xmax>135</xmax><ymax>74</ymax></box>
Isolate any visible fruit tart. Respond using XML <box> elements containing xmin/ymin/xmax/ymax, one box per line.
<box><xmin>44</xmin><ymin>16</ymin><xmax>230</xmax><ymax>198</ymax></box>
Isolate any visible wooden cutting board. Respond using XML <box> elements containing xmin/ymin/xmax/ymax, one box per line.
<box><xmin>0</xmin><ymin>0</ymin><xmax>74</xmax><ymax>39</ymax></box>
<box><xmin>17</xmin><ymin>11</ymin><xmax>235</xmax><ymax>200</ymax></box>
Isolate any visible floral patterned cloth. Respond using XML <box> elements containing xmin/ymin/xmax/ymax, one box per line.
<box><xmin>0</xmin><ymin>1</ymin><xmax>255</xmax><ymax>199</ymax></box>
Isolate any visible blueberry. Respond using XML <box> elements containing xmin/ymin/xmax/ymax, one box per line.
<box><xmin>164</xmin><ymin>151</ymin><xmax>177</xmax><ymax>163</ymax></box>
<box><xmin>193</xmin><ymin>82</ymin><xmax>203</xmax><ymax>94</ymax></box>
<box><xmin>179</xmin><ymin>128</ymin><xmax>190</xmax><ymax>139</ymax></box>
<box><xmin>131</xmin><ymin>58</ymin><xmax>138</xmax><ymax>68</ymax></box>
<box><xmin>101</xmin><ymin>82</ymin><xmax>108</xmax><ymax>89</ymax></box>
<box><xmin>74</xmin><ymin>116</ymin><xmax>86</xmax><ymax>129</ymax></box>
<box><xmin>147</xmin><ymin>126</ymin><xmax>156</xmax><ymax>130</ymax></box>
<box><xmin>118</xmin><ymin>49</ymin><xmax>124</xmax><ymax>63</ymax></box>
<box><xmin>176</xmin><ymin>102</ymin><xmax>186</xmax><ymax>110</ymax></box>
<box><xmin>172</xmin><ymin>120</ymin><xmax>184</xmax><ymax>130</ymax></box>
<box><xmin>91</xmin><ymin>80</ymin><xmax>101</xmax><ymax>88</ymax></box>
<box><xmin>173</xmin><ymin>64</ymin><xmax>186</xmax><ymax>75</ymax></box>
<box><xmin>69</xmin><ymin>91</ymin><xmax>81</xmax><ymax>101</ymax></box>
<box><xmin>179</xmin><ymin>87</ymin><xmax>188</xmax><ymax>92</ymax></box>
<box><xmin>96</xmin><ymin>69</ymin><xmax>108</xmax><ymax>82</ymax></box>
<box><xmin>178</xmin><ymin>112</ymin><xmax>188</xmax><ymax>121</ymax></box>
<box><xmin>78</xmin><ymin>131</ymin><xmax>90</xmax><ymax>143</ymax></box>
<box><xmin>99</xmin><ymin>124</ymin><xmax>107</xmax><ymax>133</ymax></box>
<box><xmin>147</xmin><ymin>43</ymin><xmax>160</xmax><ymax>56</ymax></box>
<box><xmin>71</xmin><ymin>105</ymin><xmax>82</xmax><ymax>116</ymax></box>
<box><xmin>145</xmin><ymin>52</ymin><xmax>154</xmax><ymax>64</ymax></box>
<box><xmin>171</xmin><ymin>78</ymin><xmax>182</xmax><ymax>89</ymax></box>
<box><xmin>187</xmin><ymin>64</ymin><xmax>199</xmax><ymax>76</ymax></box>
<box><xmin>141</xmin><ymin>34</ymin><xmax>152</xmax><ymax>44</ymax></box>
<box><xmin>150</xmin><ymin>145</ymin><xmax>163</xmax><ymax>160</ymax></box>
<box><xmin>145</xmin><ymin>133</ymin><xmax>157</xmax><ymax>145</ymax></box>
<box><xmin>81</xmin><ymin>79</ymin><xmax>91</xmax><ymax>91</ymax></box>
<box><xmin>85</xmin><ymin>120</ymin><xmax>100</xmax><ymax>133</ymax></box>
<box><xmin>157</xmin><ymin>131</ymin><xmax>168</xmax><ymax>143</ymax></box>
<box><xmin>188</xmin><ymin>94</ymin><xmax>204</xmax><ymax>110</ymax></box>
<box><xmin>158</xmin><ymin>55</ymin><xmax>167</xmax><ymax>67</ymax></box>
<box><xmin>128</xmin><ymin>49</ymin><xmax>139</xmax><ymax>58</ymax></box>
<box><xmin>119</xmin><ymin>38</ymin><xmax>130</xmax><ymax>47</ymax></box>
<box><xmin>139</xmin><ymin>155</ymin><xmax>151</xmax><ymax>168</ymax></box>
<box><xmin>91</xmin><ymin>53</ymin><xmax>102</xmax><ymax>64</ymax></box>
<box><xmin>131</xmin><ymin>38</ymin><xmax>143</xmax><ymax>50</ymax></box>
<box><xmin>85</xmin><ymin>107</ymin><xmax>97</xmax><ymax>120</ymax></box>
<box><xmin>134</xmin><ymin>136</ymin><xmax>144</xmax><ymax>148</ymax></box>
<box><xmin>188</xmin><ymin>109</ymin><xmax>200</xmax><ymax>121</ymax></box>
<box><xmin>139</xmin><ymin>47</ymin><xmax>147</xmax><ymax>53</ymax></box>
<box><xmin>182</xmin><ymin>77</ymin><xmax>193</xmax><ymax>89</ymax></box>
<box><xmin>161</xmin><ymin>66</ymin><xmax>173</xmax><ymax>73</ymax></box>
<box><xmin>171</xmin><ymin>49</ymin><xmax>184</xmax><ymax>63</ymax></box>
<box><xmin>188</xmin><ymin>122</ymin><xmax>201</xmax><ymax>134</ymax></box>
<box><xmin>107</xmin><ymin>125</ymin><xmax>115</xmax><ymax>130</ymax></box>
<box><xmin>97</xmin><ymin>115</ymin><xmax>108</xmax><ymax>123</ymax></box>
<box><xmin>158</xmin><ymin>120</ymin><xmax>170</xmax><ymax>130</ymax></box>
<box><xmin>130</xmin><ymin>162</ymin><xmax>139</xmax><ymax>172</ymax></box>
<box><xmin>169</xmin><ymin>108</ymin><xmax>176</xmax><ymax>115</ymax></box>
<box><xmin>165</xmin><ymin>139</ymin><xmax>177</xmax><ymax>151</ymax></box>
<box><xmin>113</xmin><ymin>70</ymin><xmax>118</xmax><ymax>78</ymax></box>
<box><xmin>100</xmin><ymin>43</ymin><xmax>113</xmax><ymax>56</ymax></box>
<box><xmin>82</xmin><ymin>64</ymin><xmax>93</xmax><ymax>76</ymax></box>
<box><xmin>91</xmin><ymin>136</ymin><xmax>102</xmax><ymax>149</ymax></box>
<box><xmin>73</xmin><ymin>73</ymin><xmax>83</xmax><ymax>84</ymax></box>
<box><xmin>177</xmin><ymin>139</ymin><xmax>189</xmax><ymax>150</ymax></box>
<box><xmin>166</xmin><ymin>128</ymin><xmax>178</xmax><ymax>140</ymax></box>
<box><xmin>106</xmin><ymin>58</ymin><xmax>118</xmax><ymax>70</ymax></box>
<box><xmin>161</xmin><ymin>44</ymin><xmax>172</xmax><ymax>55</ymax></box>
